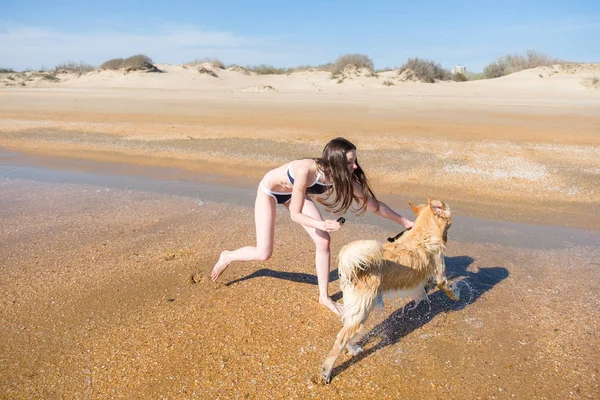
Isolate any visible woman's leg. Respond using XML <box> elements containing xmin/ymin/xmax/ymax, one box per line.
<box><xmin>211</xmin><ymin>187</ymin><xmax>276</xmax><ymax>281</ymax></box>
<box><xmin>287</xmin><ymin>198</ymin><xmax>341</xmax><ymax>316</ymax></box>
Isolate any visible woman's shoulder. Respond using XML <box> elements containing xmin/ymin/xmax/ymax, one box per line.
<box><xmin>291</xmin><ymin>158</ymin><xmax>318</xmax><ymax>173</ymax></box>
<box><xmin>288</xmin><ymin>159</ymin><xmax>321</xmax><ymax>183</ymax></box>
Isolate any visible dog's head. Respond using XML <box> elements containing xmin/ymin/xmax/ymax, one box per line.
<box><xmin>409</xmin><ymin>197</ymin><xmax>452</xmax><ymax>242</ymax></box>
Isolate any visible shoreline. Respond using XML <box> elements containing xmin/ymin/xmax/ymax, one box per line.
<box><xmin>1</xmin><ymin>137</ymin><xmax>599</xmax><ymax>232</ymax></box>
<box><xmin>2</xmin><ymin>152</ymin><xmax>598</xmax><ymax>249</ymax></box>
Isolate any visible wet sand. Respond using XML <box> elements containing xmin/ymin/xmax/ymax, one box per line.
<box><xmin>1</xmin><ymin>162</ymin><xmax>599</xmax><ymax>399</ymax></box>
<box><xmin>1</xmin><ymin>85</ymin><xmax>600</xmax><ymax>231</ymax></box>
<box><xmin>1</xmin><ymin>78</ymin><xmax>600</xmax><ymax>398</ymax></box>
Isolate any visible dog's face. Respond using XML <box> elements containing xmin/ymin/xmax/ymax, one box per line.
<box><xmin>409</xmin><ymin>198</ymin><xmax>452</xmax><ymax>241</ymax></box>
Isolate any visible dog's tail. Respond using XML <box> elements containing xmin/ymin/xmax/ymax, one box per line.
<box><xmin>338</xmin><ymin>240</ymin><xmax>384</xmax><ymax>287</ymax></box>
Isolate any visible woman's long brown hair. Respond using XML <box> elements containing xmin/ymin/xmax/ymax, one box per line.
<box><xmin>315</xmin><ymin>137</ymin><xmax>378</xmax><ymax>215</ymax></box>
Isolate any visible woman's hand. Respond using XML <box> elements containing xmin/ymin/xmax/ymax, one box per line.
<box><xmin>402</xmin><ymin>218</ymin><xmax>414</xmax><ymax>230</ymax></box>
<box><xmin>322</xmin><ymin>219</ymin><xmax>342</xmax><ymax>232</ymax></box>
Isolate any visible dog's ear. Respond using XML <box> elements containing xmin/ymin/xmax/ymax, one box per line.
<box><xmin>409</xmin><ymin>201</ymin><xmax>420</xmax><ymax>215</ymax></box>
<box><xmin>429</xmin><ymin>198</ymin><xmax>444</xmax><ymax>215</ymax></box>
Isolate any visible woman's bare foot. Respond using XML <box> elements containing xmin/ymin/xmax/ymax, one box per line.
<box><xmin>319</xmin><ymin>295</ymin><xmax>342</xmax><ymax>316</ymax></box>
<box><xmin>211</xmin><ymin>251</ymin><xmax>231</xmax><ymax>281</ymax></box>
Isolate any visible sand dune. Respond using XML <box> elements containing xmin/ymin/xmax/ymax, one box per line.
<box><xmin>2</xmin><ymin>62</ymin><xmax>599</xmax><ymax>94</ymax></box>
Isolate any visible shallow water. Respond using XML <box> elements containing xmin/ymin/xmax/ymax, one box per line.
<box><xmin>2</xmin><ymin>147</ymin><xmax>598</xmax><ymax>251</ymax></box>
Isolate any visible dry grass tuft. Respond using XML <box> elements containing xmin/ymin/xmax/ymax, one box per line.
<box><xmin>483</xmin><ymin>49</ymin><xmax>562</xmax><ymax>78</ymax></box>
<box><xmin>197</xmin><ymin>66</ymin><xmax>219</xmax><ymax>78</ymax></box>
<box><xmin>187</xmin><ymin>58</ymin><xmax>225</xmax><ymax>69</ymax></box>
<box><xmin>40</xmin><ymin>73</ymin><xmax>59</xmax><ymax>82</ymax></box>
<box><xmin>55</xmin><ymin>61</ymin><xmax>95</xmax><ymax>74</ymax></box>
<box><xmin>246</xmin><ymin>64</ymin><xmax>293</xmax><ymax>75</ymax></box>
<box><xmin>330</xmin><ymin>54</ymin><xmax>374</xmax><ymax>76</ymax></box>
<box><xmin>226</xmin><ymin>65</ymin><xmax>251</xmax><ymax>75</ymax></box>
<box><xmin>452</xmin><ymin>72</ymin><xmax>467</xmax><ymax>82</ymax></box>
<box><xmin>100</xmin><ymin>58</ymin><xmax>124</xmax><ymax>70</ymax></box>
<box><xmin>398</xmin><ymin>58</ymin><xmax>451</xmax><ymax>83</ymax></box>
<box><xmin>581</xmin><ymin>76</ymin><xmax>600</xmax><ymax>89</ymax></box>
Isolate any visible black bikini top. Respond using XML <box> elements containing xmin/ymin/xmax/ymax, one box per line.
<box><xmin>287</xmin><ymin>165</ymin><xmax>332</xmax><ymax>195</ymax></box>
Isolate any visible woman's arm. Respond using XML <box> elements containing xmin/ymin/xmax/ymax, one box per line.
<box><xmin>353</xmin><ymin>181</ymin><xmax>414</xmax><ymax>229</ymax></box>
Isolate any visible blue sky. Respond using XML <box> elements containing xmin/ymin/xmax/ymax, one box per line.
<box><xmin>1</xmin><ymin>0</ymin><xmax>598</xmax><ymax>72</ymax></box>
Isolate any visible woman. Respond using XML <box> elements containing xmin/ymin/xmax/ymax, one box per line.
<box><xmin>211</xmin><ymin>137</ymin><xmax>414</xmax><ymax>315</ymax></box>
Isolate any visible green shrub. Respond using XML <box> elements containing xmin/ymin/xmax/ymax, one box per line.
<box><xmin>100</xmin><ymin>58</ymin><xmax>125</xmax><ymax>70</ymax></box>
<box><xmin>399</xmin><ymin>58</ymin><xmax>451</xmax><ymax>83</ymax></box>
<box><xmin>0</xmin><ymin>68</ymin><xmax>15</xmax><ymax>73</ymax></box>
<box><xmin>452</xmin><ymin>72</ymin><xmax>467</xmax><ymax>82</ymax></box>
<box><xmin>40</xmin><ymin>73</ymin><xmax>59</xmax><ymax>81</ymax></box>
<box><xmin>483</xmin><ymin>61</ymin><xmax>505</xmax><ymax>78</ymax></box>
<box><xmin>121</xmin><ymin>54</ymin><xmax>154</xmax><ymax>70</ymax></box>
<box><xmin>100</xmin><ymin>54</ymin><xmax>157</xmax><ymax>71</ymax></box>
<box><xmin>483</xmin><ymin>49</ymin><xmax>562</xmax><ymax>78</ymax></box>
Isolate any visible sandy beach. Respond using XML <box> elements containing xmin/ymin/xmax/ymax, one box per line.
<box><xmin>1</xmin><ymin>64</ymin><xmax>599</xmax><ymax>398</ymax></box>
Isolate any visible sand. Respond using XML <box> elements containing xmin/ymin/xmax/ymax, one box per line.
<box><xmin>1</xmin><ymin>64</ymin><xmax>599</xmax><ymax>398</ymax></box>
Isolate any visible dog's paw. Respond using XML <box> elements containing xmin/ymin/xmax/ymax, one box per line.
<box><xmin>321</xmin><ymin>369</ymin><xmax>332</xmax><ymax>384</ymax></box>
<box><xmin>451</xmin><ymin>287</ymin><xmax>461</xmax><ymax>301</ymax></box>
<box><xmin>447</xmin><ymin>282</ymin><xmax>461</xmax><ymax>301</ymax></box>
<box><xmin>346</xmin><ymin>344</ymin><xmax>363</xmax><ymax>356</ymax></box>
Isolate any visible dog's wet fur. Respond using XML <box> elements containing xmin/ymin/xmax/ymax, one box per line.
<box><xmin>322</xmin><ymin>198</ymin><xmax>459</xmax><ymax>383</ymax></box>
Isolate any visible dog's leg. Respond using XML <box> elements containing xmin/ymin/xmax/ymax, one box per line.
<box><xmin>435</xmin><ymin>255</ymin><xmax>459</xmax><ymax>301</ymax></box>
<box><xmin>437</xmin><ymin>277</ymin><xmax>459</xmax><ymax>301</ymax></box>
<box><xmin>346</xmin><ymin>325</ymin><xmax>366</xmax><ymax>355</ymax></box>
<box><xmin>321</xmin><ymin>322</ymin><xmax>362</xmax><ymax>383</ymax></box>
<box><xmin>322</xmin><ymin>286</ymin><xmax>376</xmax><ymax>383</ymax></box>
<box><xmin>346</xmin><ymin>292</ymin><xmax>383</xmax><ymax>355</ymax></box>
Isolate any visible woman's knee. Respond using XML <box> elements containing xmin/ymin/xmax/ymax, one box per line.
<box><xmin>255</xmin><ymin>247</ymin><xmax>273</xmax><ymax>262</ymax></box>
<box><xmin>313</xmin><ymin>232</ymin><xmax>331</xmax><ymax>251</ymax></box>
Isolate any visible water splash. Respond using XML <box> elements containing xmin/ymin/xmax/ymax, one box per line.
<box><xmin>451</xmin><ymin>279</ymin><xmax>476</xmax><ymax>307</ymax></box>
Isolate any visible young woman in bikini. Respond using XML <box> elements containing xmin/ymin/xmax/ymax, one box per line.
<box><xmin>211</xmin><ymin>137</ymin><xmax>414</xmax><ymax>315</ymax></box>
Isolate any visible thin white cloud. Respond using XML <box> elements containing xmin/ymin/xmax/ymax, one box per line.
<box><xmin>0</xmin><ymin>23</ymin><xmax>294</xmax><ymax>70</ymax></box>
<box><xmin>2</xmin><ymin>14</ymin><xmax>597</xmax><ymax>72</ymax></box>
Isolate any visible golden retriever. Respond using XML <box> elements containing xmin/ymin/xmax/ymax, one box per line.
<box><xmin>322</xmin><ymin>197</ymin><xmax>460</xmax><ymax>383</ymax></box>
